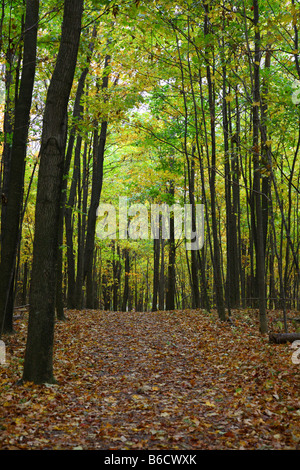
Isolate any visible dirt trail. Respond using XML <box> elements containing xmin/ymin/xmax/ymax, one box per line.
<box><xmin>0</xmin><ymin>309</ymin><xmax>299</xmax><ymax>449</ymax></box>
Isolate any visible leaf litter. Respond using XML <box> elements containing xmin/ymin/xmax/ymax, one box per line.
<box><xmin>0</xmin><ymin>308</ymin><xmax>299</xmax><ymax>450</ymax></box>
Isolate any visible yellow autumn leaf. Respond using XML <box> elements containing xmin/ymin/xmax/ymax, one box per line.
<box><xmin>192</xmin><ymin>417</ymin><xmax>200</xmax><ymax>426</ymax></box>
<box><xmin>204</xmin><ymin>400</ymin><xmax>216</xmax><ymax>407</ymax></box>
<box><xmin>132</xmin><ymin>394</ymin><xmax>143</xmax><ymax>400</ymax></box>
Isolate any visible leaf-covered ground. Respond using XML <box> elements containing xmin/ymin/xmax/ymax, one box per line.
<box><xmin>0</xmin><ymin>308</ymin><xmax>299</xmax><ymax>450</ymax></box>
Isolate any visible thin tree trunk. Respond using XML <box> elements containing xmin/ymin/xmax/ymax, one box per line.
<box><xmin>204</xmin><ymin>3</ymin><xmax>226</xmax><ymax>321</ymax></box>
<box><xmin>65</xmin><ymin>133</ymin><xmax>82</xmax><ymax>308</ymax></box>
<box><xmin>75</xmin><ymin>139</ymin><xmax>89</xmax><ymax>308</ymax></box>
<box><xmin>22</xmin><ymin>260</ymin><xmax>28</xmax><ymax>305</ymax></box>
<box><xmin>1</xmin><ymin>45</ymin><xmax>15</xmax><ymax>240</ymax></box>
<box><xmin>122</xmin><ymin>249</ymin><xmax>130</xmax><ymax>312</ymax></box>
<box><xmin>112</xmin><ymin>241</ymin><xmax>121</xmax><ymax>311</ymax></box>
<box><xmin>56</xmin><ymin>70</ymin><xmax>91</xmax><ymax>318</ymax></box>
<box><xmin>252</xmin><ymin>0</ymin><xmax>268</xmax><ymax>333</ymax></box>
<box><xmin>152</xmin><ymin>235</ymin><xmax>160</xmax><ymax>311</ymax></box>
<box><xmin>158</xmin><ymin>222</ymin><xmax>165</xmax><ymax>310</ymax></box>
<box><xmin>186</xmin><ymin>44</ymin><xmax>210</xmax><ymax>312</ymax></box>
<box><xmin>84</xmin><ymin>120</ymin><xmax>107</xmax><ymax>307</ymax></box>
<box><xmin>166</xmin><ymin>180</ymin><xmax>176</xmax><ymax>311</ymax></box>
<box><xmin>56</xmin><ymin>28</ymin><xmax>96</xmax><ymax>318</ymax></box>
<box><xmin>83</xmin><ymin>54</ymin><xmax>110</xmax><ymax>308</ymax></box>
<box><xmin>187</xmin><ymin>151</ymin><xmax>200</xmax><ymax>308</ymax></box>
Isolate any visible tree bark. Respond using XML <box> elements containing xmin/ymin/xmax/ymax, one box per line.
<box><xmin>0</xmin><ymin>0</ymin><xmax>39</xmax><ymax>337</ymax></box>
<box><xmin>122</xmin><ymin>249</ymin><xmax>130</xmax><ymax>312</ymax></box>
<box><xmin>152</xmin><ymin>234</ymin><xmax>160</xmax><ymax>311</ymax></box>
<box><xmin>56</xmin><ymin>28</ymin><xmax>96</xmax><ymax>318</ymax></box>
<box><xmin>204</xmin><ymin>3</ymin><xmax>226</xmax><ymax>321</ymax></box>
<box><xmin>112</xmin><ymin>241</ymin><xmax>121</xmax><ymax>311</ymax></box>
<box><xmin>75</xmin><ymin>140</ymin><xmax>89</xmax><ymax>309</ymax></box>
<box><xmin>188</xmin><ymin>153</ymin><xmax>200</xmax><ymax>309</ymax></box>
<box><xmin>65</xmin><ymin>133</ymin><xmax>82</xmax><ymax>308</ymax></box>
<box><xmin>166</xmin><ymin>181</ymin><xmax>176</xmax><ymax>311</ymax></box>
<box><xmin>158</xmin><ymin>224</ymin><xmax>165</xmax><ymax>310</ymax></box>
<box><xmin>1</xmin><ymin>45</ymin><xmax>15</xmax><ymax>240</ymax></box>
<box><xmin>252</xmin><ymin>0</ymin><xmax>268</xmax><ymax>333</ymax></box>
<box><xmin>22</xmin><ymin>0</ymin><xmax>83</xmax><ymax>384</ymax></box>
<box><xmin>83</xmin><ymin>52</ymin><xmax>110</xmax><ymax>308</ymax></box>
<box><xmin>84</xmin><ymin>121</ymin><xmax>107</xmax><ymax>307</ymax></box>
<box><xmin>56</xmin><ymin>67</ymin><xmax>90</xmax><ymax>318</ymax></box>
<box><xmin>269</xmin><ymin>333</ymin><xmax>300</xmax><ymax>344</ymax></box>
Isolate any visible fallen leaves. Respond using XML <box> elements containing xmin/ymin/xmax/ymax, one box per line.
<box><xmin>0</xmin><ymin>308</ymin><xmax>299</xmax><ymax>450</ymax></box>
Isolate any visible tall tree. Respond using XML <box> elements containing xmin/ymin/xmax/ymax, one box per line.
<box><xmin>57</xmin><ymin>26</ymin><xmax>96</xmax><ymax>317</ymax></box>
<box><xmin>0</xmin><ymin>0</ymin><xmax>39</xmax><ymax>336</ymax></box>
<box><xmin>187</xmin><ymin>150</ymin><xmax>201</xmax><ymax>309</ymax></box>
<box><xmin>152</xmin><ymin>234</ymin><xmax>160</xmax><ymax>311</ymax></box>
<box><xmin>252</xmin><ymin>0</ymin><xmax>268</xmax><ymax>333</ymax></box>
<box><xmin>203</xmin><ymin>2</ymin><xmax>226</xmax><ymax>321</ymax></box>
<box><xmin>22</xmin><ymin>0</ymin><xmax>83</xmax><ymax>384</ymax></box>
<box><xmin>166</xmin><ymin>179</ymin><xmax>176</xmax><ymax>310</ymax></box>
<box><xmin>83</xmin><ymin>53</ymin><xmax>110</xmax><ymax>308</ymax></box>
<box><xmin>122</xmin><ymin>248</ymin><xmax>130</xmax><ymax>311</ymax></box>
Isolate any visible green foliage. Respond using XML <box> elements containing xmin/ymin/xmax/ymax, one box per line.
<box><xmin>1</xmin><ymin>0</ymin><xmax>299</xmax><ymax>313</ymax></box>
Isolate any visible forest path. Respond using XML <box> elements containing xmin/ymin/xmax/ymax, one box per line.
<box><xmin>0</xmin><ymin>309</ymin><xmax>299</xmax><ymax>450</ymax></box>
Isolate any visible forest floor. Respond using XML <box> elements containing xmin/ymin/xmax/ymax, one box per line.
<box><xmin>0</xmin><ymin>307</ymin><xmax>299</xmax><ymax>451</ymax></box>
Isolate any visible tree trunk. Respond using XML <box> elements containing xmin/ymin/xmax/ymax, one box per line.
<box><xmin>56</xmin><ymin>29</ymin><xmax>96</xmax><ymax>317</ymax></box>
<box><xmin>65</xmin><ymin>133</ymin><xmax>82</xmax><ymax>308</ymax></box>
<box><xmin>186</xmin><ymin>40</ymin><xmax>210</xmax><ymax>312</ymax></box>
<box><xmin>158</xmin><ymin>218</ymin><xmax>165</xmax><ymax>310</ymax></box>
<box><xmin>22</xmin><ymin>260</ymin><xmax>28</xmax><ymax>305</ymax></box>
<box><xmin>84</xmin><ymin>120</ymin><xmax>107</xmax><ymax>307</ymax></box>
<box><xmin>83</xmin><ymin>54</ymin><xmax>110</xmax><ymax>308</ymax></box>
<box><xmin>75</xmin><ymin>140</ymin><xmax>89</xmax><ymax>309</ymax></box>
<box><xmin>204</xmin><ymin>3</ymin><xmax>226</xmax><ymax>321</ymax></box>
<box><xmin>152</xmin><ymin>235</ymin><xmax>160</xmax><ymax>311</ymax></box>
<box><xmin>269</xmin><ymin>333</ymin><xmax>300</xmax><ymax>344</ymax></box>
<box><xmin>187</xmin><ymin>150</ymin><xmax>201</xmax><ymax>309</ymax></box>
<box><xmin>166</xmin><ymin>181</ymin><xmax>176</xmax><ymax>311</ymax></box>
<box><xmin>0</xmin><ymin>0</ymin><xmax>39</xmax><ymax>337</ymax></box>
<box><xmin>1</xmin><ymin>45</ymin><xmax>15</xmax><ymax>240</ymax></box>
<box><xmin>122</xmin><ymin>249</ymin><xmax>130</xmax><ymax>312</ymax></box>
<box><xmin>22</xmin><ymin>0</ymin><xmax>83</xmax><ymax>385</ymax></box>
<box><xmin>112</xmin><ymin>242</ymin><xmax>121</xmax><ymax>311</ymax></box>
<box><xmin>252</xmin><ymin>0</ymin><xmax>268</xmax><ymax>333</ymax></box>
<box><xmin>56</xmin><ymin>66</ymin><xmax>91</xmax><ymax>319</ymax></box>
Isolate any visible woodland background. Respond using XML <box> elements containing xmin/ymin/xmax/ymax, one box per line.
<box><xmin>0</xmin><ymin>0</ymin><xmax>299</xmax><ymax>450</ymax></box>
<box><xmin>1</xmin><ymin>0</ymin><xmax>300</xmax><ymax>328</ymax></box>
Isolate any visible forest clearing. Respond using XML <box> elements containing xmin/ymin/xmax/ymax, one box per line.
<box><xmin>0</xmin><ymin>307</ymin><xmax>299</xmax><ymax>450</ymax></box>
<box><xmin>0</xmin><ymin>0</ymin><xmax>300</xmax><ymax>454</ymax></box>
